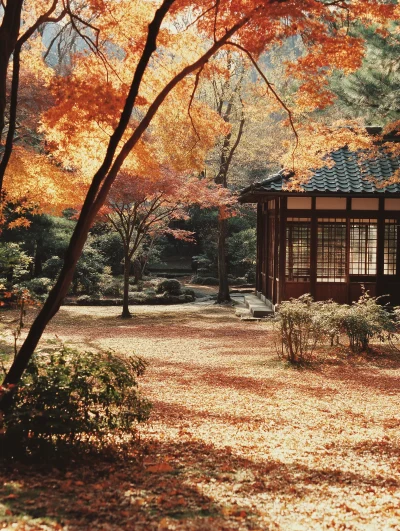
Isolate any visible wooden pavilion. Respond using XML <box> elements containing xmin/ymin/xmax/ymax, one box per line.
<box><xmin>239</xmin><ymin>130</ymin><xmax>400</xmax><ymax>306</ymax></box>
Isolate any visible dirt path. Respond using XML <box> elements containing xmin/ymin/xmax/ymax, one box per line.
<box><xmin>1</xmin><ymin>302</ymin><xmax>400</xmax><ymax>530</ymax></box>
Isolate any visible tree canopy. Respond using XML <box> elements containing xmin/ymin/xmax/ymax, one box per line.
<box><xmin>1</xmin><ymin>0</ymin><xmax>400</xmax><ymax>406</ymax></box>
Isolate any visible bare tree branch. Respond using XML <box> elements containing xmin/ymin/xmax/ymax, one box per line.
<box><xmin>226</xmin><ymin>41</ymin><xmax>299</xmax><ymax>164</ymax></box>
<box><xmin>188</xmin><ymin>64</ymin><xmax>205</xmax><ymax>141</ymax></box>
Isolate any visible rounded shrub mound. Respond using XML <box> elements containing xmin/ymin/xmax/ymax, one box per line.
<box><xmin>1</xmin><ymin>345</ymin><xmax>151</xmax><ymax>458</ymax></box>
<box><xmin>19</xmin><ymin>277</ymin><xmax>53</xmax><ymax>299</ymax></box>
<box><xmin>156</xmin><ymin>278</ymin><xmax>181</xmax><ymax>294</ymax></box>
<box><xmin>190</xmin><ymin>275</ymin><xmax>219</xmax><ymax>286</ymax></box>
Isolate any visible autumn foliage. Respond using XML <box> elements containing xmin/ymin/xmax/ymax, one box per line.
<box><xmin>101</xmin><ymin>170</ymin><xmax>231</xmax><ymax>317</ymax></box>
<box><xmin>1</xmin><ymin>0</ymin><xmax>400</xmax><ymax>401</ymax></box>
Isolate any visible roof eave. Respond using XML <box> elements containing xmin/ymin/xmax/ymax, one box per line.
<box><xmin>238</xmin><ymin>189</ymin><xmax>400</xmax><ymax>203</ymax></box>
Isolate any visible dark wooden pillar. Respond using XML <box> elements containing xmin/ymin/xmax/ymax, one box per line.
<box><xmin>273</xmin><ymin>198</ymin><xmax>279</xmax><ymax>304</ymax></box>
<box><xmin>346</xmin><ymin>198</ymin><xmax>351</xmax><ymax>304</ymax></box>
<box><xmin>256</xmin><ymin>203</ymin><xmax>262</xmax><ymax>293</ymax></box>
<box><xmin>310</xmin><ymin>197</ymin><xmax>317</xmax><ymax>299</ymax></box>
<box><xmin>278</xmin><ymin>196</ymin><xmax>287</xmax><ymax>303</ymax></box>
<box><xmin>263</xmin><ymin>204</ymin><xmax>269</xmax><ymax>298</ymax></box>
<box><xmin>376</xmin><ymin>198</ymin><xmax>385</xmax><ymax>297</ymax></box>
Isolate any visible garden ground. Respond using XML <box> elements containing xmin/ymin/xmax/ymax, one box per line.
<box><xmin>1</xmin><ymin>301</ymin><xmax>400</xmax><ymax>530</ymax></box>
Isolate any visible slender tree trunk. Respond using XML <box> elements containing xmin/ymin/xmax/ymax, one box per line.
<box><xmin>122</xmin><ymin>251</ymin><xmax>132</xmax><ymax>318</ymax></box>
<box><xmin>33</xmin><ymin>239</ymin><xmax>43</xmax><ymax>277</ymax></box>
<box><xmin>217</xmin><ymin>214</ymin><xmax>230</xmax><ymax>303</ymax></box>
<box><xmin>214</xmin><ymin>117</ymin><xmax>244</xmax><ymax>303</ymax></box>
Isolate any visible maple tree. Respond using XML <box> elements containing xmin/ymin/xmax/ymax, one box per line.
<box><xmin>0</xmin><ymin>1</ymin><xmax>97</xmax><ymax>225</ymax></box>
<box><xmin>101</xmin><ymin>171</ymin><xmax>229</xmax><ymax>318</ymax></box>
<box><xmin>1</xmin><ymin>0</ymin><xmax>399</xmax><ymax>411</ymax></box>
<box><xmin>201</xmin><ymin>53</ymin><xmax>247</xmax><ymax>303</ymax></box>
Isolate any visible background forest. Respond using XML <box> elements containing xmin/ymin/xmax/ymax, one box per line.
<box><xmin>2</xmin><ymin>18</ymin><xmax>399</xmax><ymax>308</ymax></box>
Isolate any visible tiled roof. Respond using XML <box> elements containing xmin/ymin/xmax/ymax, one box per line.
<box><xmin>240</xmin><ymin>147</ymin><xmax>400</xmax><ymax>199</ymax></box>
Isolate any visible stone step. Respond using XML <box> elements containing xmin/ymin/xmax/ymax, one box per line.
<box><xmin>235</xmin><ymin>309</ymin><xmax>261</xmax><ymax>321</ymax></box>
<box><xmin>244</xmin><ymin>294</ymin><xmax>274</xmax><ymax>317</ymax></box>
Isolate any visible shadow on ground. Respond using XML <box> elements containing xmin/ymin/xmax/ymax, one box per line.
<box><xmin>1</xmin><ymin>432</ymin><xmax>399</xmax><ymax>531</ymax></box>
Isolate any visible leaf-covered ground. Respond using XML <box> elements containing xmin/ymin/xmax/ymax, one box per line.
<box><xmin>1</xmin><ymin>302</ymin><xmax>400</xmax><ymax>530</ymax></box>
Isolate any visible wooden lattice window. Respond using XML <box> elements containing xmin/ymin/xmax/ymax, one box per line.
<box><xmin>317</xmin><ymin>219</ymin><xmax>346</xmax><ymax>282</ymax></box>
<box><xmin>350</xmin><ymin>219</ymin><xmax>377</xmax><ymax>275</ymax></box>
<box><xmin>286</xmin><ymin>218</ymin><xmax>311</xmax><ymax>281</ymax></box>
<box><xmin>384</xmin><ymin>219</ymin><xmax>397</xmax><ymax>275</ymax></box>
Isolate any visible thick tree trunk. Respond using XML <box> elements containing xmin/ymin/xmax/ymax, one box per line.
<box><xmin>0</xmin><ymin>3</ymin><xmax>249</xmax><ymax>414</ymax></box>
<box><xmin>0</xmin><ymin>0</ymin><xmax>23</xmax><ymax>141</ymax></box>
<box><xmin>122</xmin><ymin>252</ymin><xmax>132</xmax><ymax>318</ymax></box>
<box><xmin>0</xmin><ymin>1</ymin><xmax>174</xmax><ymax>409</ymax></box>
<box><xmin>217</xmin><ymin>215</ymin><xmax>231</xmax><ymax>303</ymax></box>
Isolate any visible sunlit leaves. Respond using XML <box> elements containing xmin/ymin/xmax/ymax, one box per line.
<box><xmin>4</xmin><ymin>146</ymin><xmax>87</xmax><ymax>215</ymax></box>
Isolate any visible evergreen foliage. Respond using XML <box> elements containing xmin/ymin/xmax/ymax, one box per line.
<box><xmin>331</xmin><ymin>24</ymin><xmax>400</xmax><ymax>124</ymax></box>
<box><xmin>1</xmin><ymin>345</ymin><xmax>151</xmax><ymax>458</ymax></box>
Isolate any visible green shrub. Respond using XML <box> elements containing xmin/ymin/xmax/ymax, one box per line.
<box><xmin>192</xmin><ymin>255</ymin><xmax>213</xmax><ymax>269</ymax></box>
<box><xmin>190</xmin><ymin>275</ymin><xmax>219</xmax><ymax>286</ymax></box>
<box><xmin>43</xmin><ymin>245</ymin><xmax>107</xmax><ymax>296</ymax></box>
<box><xmin>2</xmin><ymin>346</ymin><xmax>151</xmax><ymax>457</ymax></box>
<box><xmin>313</xmin><ymin>300</ymin><xmax>344</xmax><ymax>346</ymax></box>
<box><xmin>156</xmin><ymin>279</ymin><xmax>181</xmax><ymax>294</ymax></box>
<box><xmin>0</xmin><ymin>242</ymin><xmax>31</xmax><ymax>282</ymax></box>
<box><xmin>144</xmin><ymin>288</ymin><xmax>157</xmax><ymax>296</ymax></box>
<box><xmin>341</xmin><ymin>291</ymin><xmax>395</xmax><ymax>352</ymax></box>
<box><xmin>18</xmin><ymin>277</ymin><xmax>53</xmax><ymax>301</ymax></box>
<box><xmin>197</xmin><ymin>267</ymin><xmax>211</xmax><ymax>275</ymax></box>
<box><xmin>245</xmin><ymin>269</ymin><xmax>256</xmax><ymax>284</ymax></box>
<box><xmin>128</xmin><ymin>291</ymin><xmax>147</xmax><ymax>301</ymax></box>
<box><xmin>76</xmin><ymin>294</ymin><xmax>99</xmax><ymax>304</ymax></box>
<box><xmin>184</xmin><ymin>288</ymin><xmax>196</xmax><ymax>298</ymax></box>
<box><xmin>41</xmin><ymin>256</ymin><xmax>63</xmax><ymax>281</ymax></box>
<box><xmin>275</xmin><ymin>291</ymin><xmax>397</xmax><ymax>362</ymax></box>
<box><xmin>100</xmin><ymin>276</ymin><xmax>122</xmax><ymax>297</ymax></box>
<box><xmin>227</xmin><ymin>227</ymin><xmax>256</xmax><ymax>279</ymax></box>
<box><xmin>275</xmin><ymin>294</ymin><xmax>324</xmax><ymax>364</ymax></box>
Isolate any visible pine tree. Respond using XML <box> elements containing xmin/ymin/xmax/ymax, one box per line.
<box><xmin>331</xmin><ymin>24</ymin><xmax>400</xmax><ymax>124</ymax></box>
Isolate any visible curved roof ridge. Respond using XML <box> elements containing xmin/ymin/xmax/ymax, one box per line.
<box><xmin>239</xmin><ymin>146</ymin><xmax>400</xmax><ymax>200</ymax></box>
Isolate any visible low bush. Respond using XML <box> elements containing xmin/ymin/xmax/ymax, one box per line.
<box><xmin>245</xmin><ymin>269</ymin><xmax>256</xmax><ymax>284</ymax></box>
<box><xmin>101</xmin><ymin>277</ymin><xmax>123</xmax><ymax>297</ymax></box>
<box><xmin>43</xmin><ymin>245</ymin><xmax>107</xmax><ymax>296</ymax></box>
<box><xmin>341</xmin><ymin>291</ymin><xmax>396</xmax><ymax>352</ymax></box>
<box><xmin>99</xmin><ymin>268</ymin><xmax>121</xmax><ymax>297</ymax></box>
<box><xmin>0</xmin><ymin>242</ymin><xmax>31</xmax><ymax>283</ymax></box>
<box><xmin>227</xmin><ymin>227</ymin><xmax>256</xmax><ymax>280</ymax></box>
<box><xmin>18</xmin><ymin>277</ymin><xmax>53</xmax><ymax>301</ymax></box>
<box><xmin>314</xmin><ymin>300</ymin><xmax>344</xmax><ymax>346</ymax></box>
<box><xmin>156</xmin><ymin>278</ymin><xmax>181</xmax><ymax>294</ymax></box>
<box><xmin>76</xmin><ymin>294</ymin><xmax>99</xmax><ymax>304</ymax></box>
<box><xmin>184</xmin><ymin>288</ymin><xmax>196</xmax><ymax>299</ymax></box>
<box><xmin>1</xmin><ymin>345</ymin><xmax>151</xmax><ymax>458</ymax></box>
<box><xmin>128</xmin><ymin>291</ymin><xmax>147</xmax><ymax>302</ymax></box>
<box><xmin>275</xmin><ymin>291</ymin><xmax>398</xmax><ymax>363</ymax></box>
<box><xmin>192</xmin><ymin>255</ymin><xmax>213</xmax><ymax>271</ymax></box>
<box><xmin>197</xmin><ymin>267</ymin><xmax>211</xmax><ymax>276</ymax></box>
<box><xmin>190</xmin><ymin>275</ymin><xmax>219</xmax><ymax>286</ymax></box>
<box><xmin>275</xmin><ymin>294</ymin><xmax>324</xmax><ymax>364</ymax></box>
